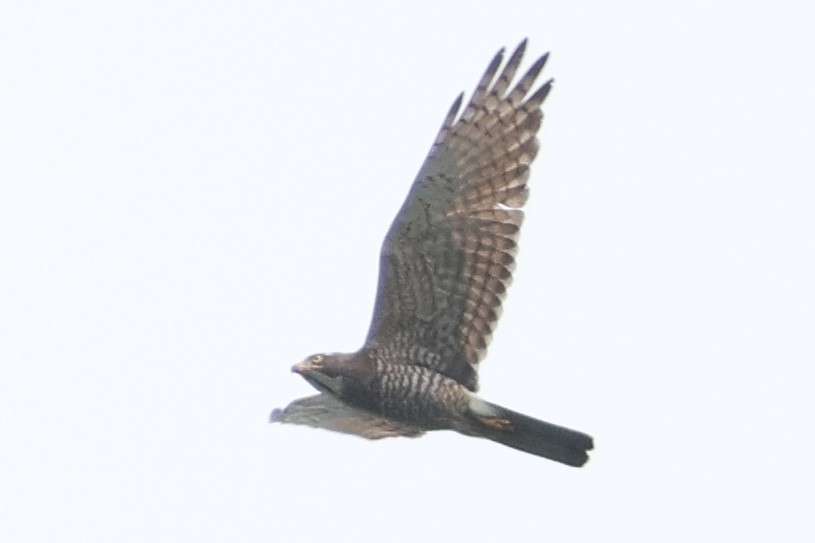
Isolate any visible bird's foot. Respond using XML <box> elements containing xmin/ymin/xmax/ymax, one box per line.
<box><xmin>481</xmin><ymin>416</ymin><xmax>514</xmax><ymax>432</ymax></box>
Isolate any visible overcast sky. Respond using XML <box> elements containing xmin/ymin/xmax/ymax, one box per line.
<box><xmin>2</xmin><ymin>1</ymin><xmax>814</xmax><ymax>541</ymax></box>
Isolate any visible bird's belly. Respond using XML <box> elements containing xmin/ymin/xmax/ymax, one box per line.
<box><xmin>370</xmin><ymin>363</ymin><xmax>470</xmax><ymax>429</ymax></box>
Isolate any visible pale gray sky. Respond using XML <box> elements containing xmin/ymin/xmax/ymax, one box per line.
<box><xmin>2</xmin><ymin>1</ymin><xmax>814</xmax><ymax>541</ymax></box>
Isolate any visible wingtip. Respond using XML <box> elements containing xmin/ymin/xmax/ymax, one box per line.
<box><xmin>527</xmin><ymin>77</ymin><xmax>554</xmax><ymax>107</ymax></box>
<box><xmin>542</xmin><ymin>76</ymin><xmax>554</xmax><ymax>93</ymax></box>
<box><xmin>452</xmin><ymin>91</ymin><xmax>464</xmax><ymax>110</ymax></box>
<box><xmin>269</xmin><ymin>407</ymin><xmax>283</xmax><ymax>423</ymax></box>
<box><xmin>529</xmin><ymin>52</ymin><xmax>550</xmax><ymax>74</ymax></box>
<box><xmin>487</xmin><ymin>46</ymin><xmax>506</xmax><ymax>74</ymax></box>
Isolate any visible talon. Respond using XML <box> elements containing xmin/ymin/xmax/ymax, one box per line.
<box><xmin>482</xmin><ymin>417</ymin><xmax>514</xmax><ymax>432</ymax></box>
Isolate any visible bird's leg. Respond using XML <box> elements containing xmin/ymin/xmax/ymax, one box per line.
<box><xmin>468</xmin><ymin>397</ymin><xmax>515</xmax><ymax>432</ymax></box>
<box><xmin>478</xmin><ymin>416</ymin><xmax>514</xmax><ymax>432</ymax></box>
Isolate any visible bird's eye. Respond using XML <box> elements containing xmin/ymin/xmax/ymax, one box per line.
<box><xmin>312</xmin><ymin>354</ymin><xmax>324</xmax><ymax>364</ymax></box>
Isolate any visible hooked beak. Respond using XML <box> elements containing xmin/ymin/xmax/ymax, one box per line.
<box><xmin>292</xmin><ymin>357</ymin><xmax>321</xmax><ymax>375</ymax></box>
<box><xmin>291</xmin><ymin>356</ymin><xmax>338</xmax><ymax>395</ymax></box>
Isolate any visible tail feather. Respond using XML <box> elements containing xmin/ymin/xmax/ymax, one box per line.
<box><xmin>469</xmin><ymin>399</ymin><xmax>593</xmax><ymax>467</ymax></box>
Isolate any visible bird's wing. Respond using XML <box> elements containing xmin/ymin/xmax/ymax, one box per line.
<box><xmin>365</xmin><ymin>40</ymin><xmax>551</xmax><ymax>391</ymax></box>
<box><xmin>270</xmin><ymin>394</ymin><xmax>425</xmax><ymax>439</ymax></box>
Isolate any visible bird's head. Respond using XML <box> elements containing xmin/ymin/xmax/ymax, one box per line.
<box><xmin>292</xmin><ymin>352</ymin><xmax>374</xmax><ymax>402</ymax></box>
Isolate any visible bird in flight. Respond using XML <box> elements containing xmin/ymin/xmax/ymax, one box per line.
<box><xmin>271</xmin><ymin>40</ymin><xmax>593</xmax><ymax>467</ymax></box>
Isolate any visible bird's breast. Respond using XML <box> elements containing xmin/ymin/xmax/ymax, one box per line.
<box><xmin>369</xmin><ymin>361</ymin><xmax>470</xmax><ymax>429</ymax></box>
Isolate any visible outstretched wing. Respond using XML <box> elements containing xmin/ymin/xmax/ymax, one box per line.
<box><xmin>364</xmin><ymin>40</ymin><xmax>551</xmax><ymax>392</ymax></box>
<box><xmin>271</xmin><ymin>394</ymin><xmax>425</xmax><ymax>439</ymax></box>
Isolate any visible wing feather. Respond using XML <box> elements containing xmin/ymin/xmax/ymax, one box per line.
<box><xmin>365</xmin><ymin>40</ymin><xmax>551</xmax><ymax>391</ymax></box>
<box><xmin>271</xmin><ymin>394</ymin><xmax>424</xmax><ymax>439</ymax></box>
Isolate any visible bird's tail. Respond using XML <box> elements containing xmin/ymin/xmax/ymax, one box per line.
<box><xmin>466</xmin><ymin>398</ymin><xmax>594</xmax><ymax>467</ymax></box>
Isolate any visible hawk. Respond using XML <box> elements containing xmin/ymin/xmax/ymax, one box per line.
<box><xmin>271</xmin><ymin>40</ymin><xmax>594</xmax><ymax>467</ymax></box>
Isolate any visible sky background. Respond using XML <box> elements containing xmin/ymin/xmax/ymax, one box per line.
<box><xmin>2</xmin><ymin>1</ymin><xmax>814</xmax><ymax>541</ymax></box>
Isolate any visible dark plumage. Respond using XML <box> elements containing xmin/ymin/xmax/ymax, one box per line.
<box><xmin>271</xmin><ymin>40</ymin><xmax>593</xmax><ymax>467</ymax></box>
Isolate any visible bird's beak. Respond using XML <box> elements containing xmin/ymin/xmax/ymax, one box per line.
<box><xmin>292</xmin><ymin>358</ymin><xmax>320</xmax><ymax>375</ymax></box>
<box><xmin>291</xmin><ymin>356</ymin><xmax>338</xmax><ymax>395</ymax></box>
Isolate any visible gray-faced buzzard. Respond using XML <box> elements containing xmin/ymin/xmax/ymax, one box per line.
<box><xmin>271</xmin><ymin>40</ymin><xmax>594</xmax><ymax>467</ymax></box>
